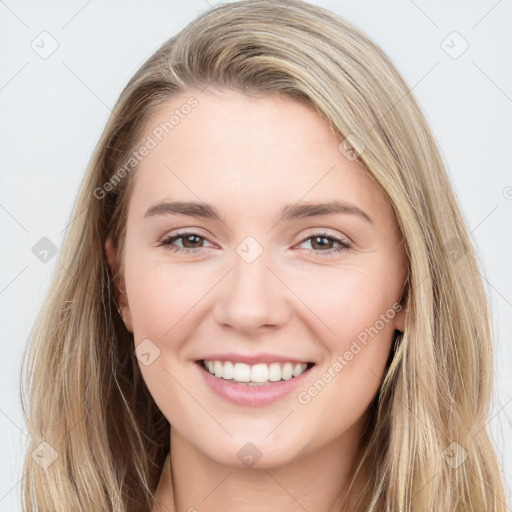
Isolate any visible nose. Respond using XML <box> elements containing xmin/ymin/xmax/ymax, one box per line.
<box><xmin>213</xmin><ymin>251</ymin><xmax>291</xmax><ymax>334</ymax></box>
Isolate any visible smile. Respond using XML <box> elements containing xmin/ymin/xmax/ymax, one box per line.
<box><xmin>195</xmin><ymin>358</ymin><xmax>316</xmax><ymax>406</ymax></box>
<box><xmin>202</xmin><ymin>359</ymin><xmax>313</xmax><ymax>385</ymax></box>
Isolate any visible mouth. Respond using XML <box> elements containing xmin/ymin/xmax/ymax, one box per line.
<box><xmin>196</xmin><ymin>359</ymin><xmax>316</xmax><ymax>386</ymax></box>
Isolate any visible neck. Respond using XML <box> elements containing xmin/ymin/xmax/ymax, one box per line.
<box><xmin>168</xmin><ymin>422</ymin><xmax>367</xmax><ymax>512</ymax></box>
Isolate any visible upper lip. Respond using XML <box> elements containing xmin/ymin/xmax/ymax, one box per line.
<box><xmin>196</xmin><ymin>353</ymin><xmax>314</xmax><ymax>365</ymax></box>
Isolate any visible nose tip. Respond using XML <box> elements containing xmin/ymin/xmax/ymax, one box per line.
<box><xmin>212</xmin><ymin>259</ymin><xmax>291</xmax><ymax>334</ymax></box>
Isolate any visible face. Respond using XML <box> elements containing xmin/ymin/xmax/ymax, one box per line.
<box><xmin>106</xmin><ymin>89</ymin><xmax>407</xmax><ymax>469</ymax></box>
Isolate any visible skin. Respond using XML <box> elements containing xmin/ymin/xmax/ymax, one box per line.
<box><xmin>105</xmin><ymin>88</ymin><xmax>407</xmax><ymax>512</ymax></box>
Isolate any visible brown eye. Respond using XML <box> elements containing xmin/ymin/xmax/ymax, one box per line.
<box><xmin>310</xmin><ymin>235</ymin><xmax>335</xmax><ymax>250</ymax></box>
<box><xmin>179</xmin><ymin>234</ymin><xmax>203</xmax><ymax>248</ymax></box>
<box><xmin>298</xmin><ymin>233</ymin><xmax>351</xmax><ymax>256</ymax></box>
<box><xmin>159</xmin><ymin>232</ymin><xmax>213</xmax><ymax>254</ymax></box>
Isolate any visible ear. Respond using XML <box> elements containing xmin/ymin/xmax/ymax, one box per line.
<box><xmin>105</xmin><ymin>235</ymin><xmax>133</xmax><ymax>332</ymax></box>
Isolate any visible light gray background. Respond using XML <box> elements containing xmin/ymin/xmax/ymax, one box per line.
<box><xmin>1</xmin><ymin>0</ymin><xmax>511</xmax><ymax>510</ymax></box>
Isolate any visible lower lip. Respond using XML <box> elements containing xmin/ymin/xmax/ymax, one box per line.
<box><xmin>195</xmin><ymin>361</ymin><xmax>315</xmax><ymax>406</ymax></box>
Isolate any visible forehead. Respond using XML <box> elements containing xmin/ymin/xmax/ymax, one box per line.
<box><xmin>128</xmin><ymin>89</ymin><xmax>390</xmax><ymax>224</ymax></box>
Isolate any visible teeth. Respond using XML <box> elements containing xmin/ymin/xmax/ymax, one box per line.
<box><xmin>250</xmin><ymin>363</ymin><xmax>268</xmax><ymax>383</ymax></box>
<box><xmin>202</xmin><ymin>360</ymin><xmax>309</xmax><ymax>383</ymax></box>
<box><xmin>223</xmin><ymin>361</ymin><xmax>234</xmax><ymax>380</ymax></box>
<box><xmin>234</xmin><ymin>362</ymin><xmax>250</xmax><ymax>382</ymax></box>
<box><xmin>293</xmin><ymin>363</ymin><xmax>306</xmax><ymax>377</ymax></box>
<box><xmin>214</xmin><ymin>361</ymin><xmax>223</xmax><ymax>378</ymax></box>
<box><xmin>268</xmin><ymin>362</ymin><xmax>281</xmax><ymax>381</ymax></box>
<box><xmin>282</xmin><ymin>362</ymin><xmax>293</xmax><ymax>380</ymax></box>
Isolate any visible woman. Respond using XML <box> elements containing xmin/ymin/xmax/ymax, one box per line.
<box><xmin>20</xmin><ymin>0</ymin><xmax>508</xmax><ymax>510</ymax></box>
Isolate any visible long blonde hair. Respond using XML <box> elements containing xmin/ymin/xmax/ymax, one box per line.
<box><xmin>20</xmin><ymin>1</ymin><xmax>507</xmax><ymax>510</ymax></box>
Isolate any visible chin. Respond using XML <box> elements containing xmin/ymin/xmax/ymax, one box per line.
<box><xmin>202</xmin><ymin>434</ymin><xmax>306</xmax><ymax>470</ymax></box>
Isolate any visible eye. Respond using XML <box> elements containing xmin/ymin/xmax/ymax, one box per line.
<box><xmin>158</xmin><ymin>231</ymin><xmax>351</xmax><ymax>257</ymax></box>
<box><xmin>158</xmin><ymin>232</ymin><xmax>214</xmax><ymax>254</ymax></box>
<box><xmin>297</xmin><ymin>232</ymin><xmax>351</xmax><ymax>257</ymax></box>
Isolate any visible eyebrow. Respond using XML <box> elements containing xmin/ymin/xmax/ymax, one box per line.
<box><xmin>143</xmin><ymin>200</ymin><xmax>374</xmax><ymax>225</ymax></box>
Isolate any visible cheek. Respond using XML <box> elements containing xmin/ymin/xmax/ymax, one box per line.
<box><xmin>124</xmin><ymin>258</ymin><xmax>209</xmax><ymax>425</ymax></box>
<box><xmin>291</xmin><ymin>266</ymin><xmax>398</xmax><ymax>414</ymax></box>
<box><xmin>296</xmin><ymin>264</ymin><xmax>400</xmax><ymax>350</ymax></box>
<box><xmin>122</xmin><ymin>243</ymin><xmax>402</xmax><ymax>464</ymax></box>
<box><xmin>125</xmin><ymin>255</ymin><xmax>212</xmax><ymax>339</ymax></box>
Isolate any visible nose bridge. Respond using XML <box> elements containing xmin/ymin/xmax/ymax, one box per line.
<box><xmin>213</xmin><ymin>239</ymin><xmax>290</xmax><ymax>332</ymax></box>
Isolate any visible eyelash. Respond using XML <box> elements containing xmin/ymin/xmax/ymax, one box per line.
<box><xmin>158</xmin><ymin>231</ymin><xmax>351</xmax><ymax>257</ymax></box>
